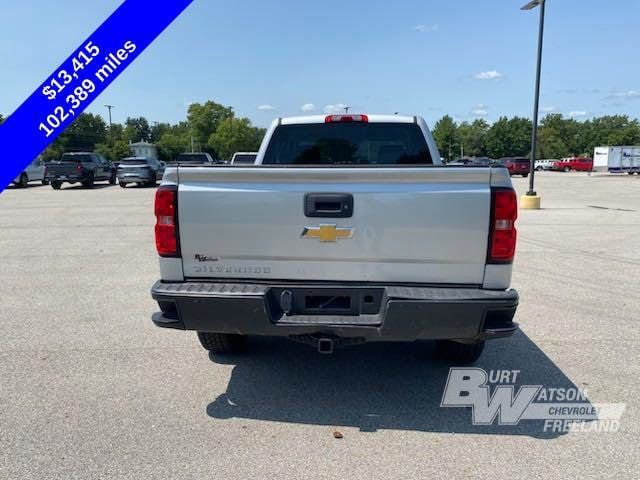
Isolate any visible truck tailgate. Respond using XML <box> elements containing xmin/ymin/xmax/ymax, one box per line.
<box><xmin>177</xmin><ymin>167</ymin><xmax>491</xmax><ymax>284</ymax></box>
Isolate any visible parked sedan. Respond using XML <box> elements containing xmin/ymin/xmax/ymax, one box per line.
<box><xmin>117</xmin><ymin>157</ymin><xmax>165</xmax><ymax>187</ymax></box>
<box><xmin>12</xmin><ymin>156</ymin><xmax>48</xmax><ymax>187</ymax></box>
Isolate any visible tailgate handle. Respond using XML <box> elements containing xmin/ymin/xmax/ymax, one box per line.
<box><xmin>304</xmin><ymin>193</ymin><xmax>353</xmax><ymax>218</ymax></box>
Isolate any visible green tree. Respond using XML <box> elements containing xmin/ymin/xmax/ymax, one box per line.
<box><xmin>458</xmin><ymin>119</ymin><xmax>489</xmax><ymax>157</ymax></box>
<box><xmin>42</xmin><ymin>113</ymin><xmax>107</xmax><ymax>160</ymax></box>
<box><xmin>188</xmin><ymin>101</ymin><xmax>234</xmax><ymax>148</ymax></box>
<box><xmin>0</xmin><ymin>113</ymin><xmax>4</xmax><ymax>124</ymax></box>
<box><xmin>208</xmin><ymin>117</ymin><xmax>264</xmax><ymax>161</ymax></box>
<box><xmin>95</xmin><ymin>140</ymin><xmax>131</xmax><ymax>161</ymax></box>
<box><xmin>432</xmin><ymin>115</ymin><xmax>458</xmax><ymax>161</ymax></box>
<box><xmin>150</xmin><ymin>122</ymin><xmax>171</xmax><ymax>143</ymax></box>
<box><xmin>485</xmin><ymin>116</ymin><xmax>532</xmax><ymax>158</ymax></box>
<box><xmin>157</xmin><ymin>132</ymin><xmax>189</xmax><ymax>161</ymax></box>
<box><xmin>124</xmin><ymin>116</ymin><xmax>151</xmax><ymax>142</ymax></box>
<box><xmin>582</xmin><ymin>115</ymin><xmax>640</xmax><ymax>155</ymax></box>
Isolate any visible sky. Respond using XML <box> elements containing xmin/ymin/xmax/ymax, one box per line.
<box><xmin>1</xmin><ymin>0</ymin><xmax>639</xmax><ymax>128</ymax></box>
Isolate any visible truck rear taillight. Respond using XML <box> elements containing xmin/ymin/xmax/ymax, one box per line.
<box><xmin>488</xmin><ymin>188</ymin><xmax>517</xmax><ymax>263</ymax></box>
<box><xmin>154</xmin><ymin>185</ymin><xmax>179</xmax><ymax>257</ymax></box>
<box><xmin>325</xmin><ymin>114</ymin><xmax>368</xmax><ymax>123</ymax></box>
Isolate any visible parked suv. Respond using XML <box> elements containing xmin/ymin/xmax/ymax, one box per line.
<box><xmin>552</xmin><ymin>157</ymin><xmax>593</xmax><ymax>172</ymax></box>
<box><xmin>45</xmin><ymin>153</ymin><xmax>116</xmax><ymax>189</ymax></box>
<box><xmin>500</xmin><ymin>157</ymin><xmax>530</xmax><ymax>177</ymax></box>
<box><xmin>117</xmin><ymin>157</ymin><xmax>165</xmax><ymax>187</ymax></box>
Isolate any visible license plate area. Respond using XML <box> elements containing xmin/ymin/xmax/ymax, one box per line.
<box><xmin>268</xmin><ymin>287</ymin><xmax>384</xmax><ymax>317</ymax></box>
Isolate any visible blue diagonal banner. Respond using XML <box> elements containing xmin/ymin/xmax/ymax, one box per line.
<box><xmin>0</xmin><ymin>0</ymin><xmax>194</xmax><ymax>192</ymax></box>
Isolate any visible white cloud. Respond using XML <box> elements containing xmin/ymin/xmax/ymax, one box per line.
<box><xmin>301</xmin><ymin>103</ymin><xmax>316</xmax><ymax>112</ymax></box>
<box><xmin>470</xmin><ymin>104</ymin><xmax>489</xmax><ymax>116</ymax></box>
<box><xmin>323</xmin><ymin>103</ymin><xmax>349</xmax><ymax>114</ymax></box>
<box><xmin>608</xmin><ymin>90</ymin><xmax>640</xmax><ymax>100</ymax></box>
<box><xmin>569</xmin><ymin>110</ymin><xmax>588</xmax><ymax>117</ymax></box>
<box><xmin>413</xmin><ymin>24</ymin><xmax>439</xmax><ymax>33</ymax></box>
<box><xmin>257</xmin><ymin>104</ymin><xmax>275</xmax><ymax>111</ymax></box>
<box><xmin>473</xmin><ymin>70</ymin><xmax>504</xmax><ymax>80</ymax></box>
<box><xmin>541</xmin><ymin>106</ymin><xmax>557</xmax><ymax>112</ymax></box>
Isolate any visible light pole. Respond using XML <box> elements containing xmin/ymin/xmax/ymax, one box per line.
<box><xmin>520</xmin><ymin>0</ymin><xmax>546</xmax><ymax>209</ymax></box>
<box><xmin>104</xmin><ymin>104</ymin><xmax>115</xmax><ymax>127</ymax></box>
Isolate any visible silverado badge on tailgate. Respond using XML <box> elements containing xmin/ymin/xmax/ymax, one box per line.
<box><xmin>301</xmin><ymin>224</ymin><xmax>353</xmax><ymax>242</ymax></box>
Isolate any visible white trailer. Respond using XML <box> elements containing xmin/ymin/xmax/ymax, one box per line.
<box><xmin>593</xmin><ymin>146</ymin><xmax>640</xmax><ymax>174</ymax></box>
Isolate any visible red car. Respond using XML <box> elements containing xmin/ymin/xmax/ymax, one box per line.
<box><xmin>552</xmin><ymin>157</ymin><xmax>593</xmax><ymax>172</ymax></box>
<box><xmin>500</xmin><ymin>157</ymin><xmax>530</xmax><ymax>177</ymax></box>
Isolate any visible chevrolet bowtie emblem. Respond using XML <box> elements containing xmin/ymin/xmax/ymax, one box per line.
<box><xmin>301</xmin><ymin>224</ymin><xmax>354</xmax><ymax>242</ymax></box>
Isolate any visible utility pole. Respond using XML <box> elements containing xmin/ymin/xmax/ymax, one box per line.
<box><xmin>104</xmin><ymin>105</ymin><xmax>114</xmax><ymax>127</ymax></box>
<box><xmin>520</xmin><ymin>0</ymin><xmax>546</xmax><ymax>209</ymax></box>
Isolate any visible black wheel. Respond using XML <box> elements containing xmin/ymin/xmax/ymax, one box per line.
<box><xmin>535</xmin><ymin>166</ymin><xmax>543</xmax><ymax>171</ymax></box>
<box><xmin>147</xmin><ymin>173</ymin><xmax>157</xmax><ymax>187</ymax></box>
<box><xmin>435</xmin><ymin>340</ymin><xmax>485</xmax><ymax>364</ymax></box>
<box><xmin>17</xmin><ymin>173</ymin><xmax>28</xmax><ymax>188</ymax></box>
<box><xmin>628</xmin><ymin>172</ymin><xmax>635</xmax><ymax>175</ymax></box>
<box><xmin>119</xmin><ymin>181</ymin><xmax>127</xmax><ymax>188</ymax></box>
<box><xmin>521</xmin><ymin>173</ymin><xmax>528</xmax><ymax>178</ymax></box>
<box><xmin>81</xmin><ymin>173</ymin><xmax>94</xmax><ymax>188</ymax></box>
<box><xmin>197</xmin><ymin>332</ymin><xmax>247</xmax><ymax>354</ymax></box>
<box><xmin>563</xmin><ymin>166</ymin><xmax>571</xmax><ymax>172</ymax></box>
<box><xmin>109</xmin><ymin>172</ymin><xmax>117</xmax><ymax>185</ymax></box>
<box><xmin>51</xmin><ymin>181</ymin><xmax>62</xmax><ymax>190</ymax></box>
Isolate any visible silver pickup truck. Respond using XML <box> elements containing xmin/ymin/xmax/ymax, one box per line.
<box><xmin>150</xmin><ymin>114</ymin><xmax>519</xmax><ymax>363</ymax></box>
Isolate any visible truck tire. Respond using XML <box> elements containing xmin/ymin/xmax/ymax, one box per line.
<box><xmin>521</xmin><ymin>173</ymin><xmax>528</xmax><ymax>178</ymax></box>
<box><xmin>109</xmin><ymin>172</ymin><xmax>117</xmax><ymax>185</ymax></box>
<box><xmin>563</xmin><ymin>166</ymin><xmax>571</xmax><ymax>172</ymax></box>
<box><xmin>147</xmin><ymin>173</ymin><xmax>157</xmax><ymax>187</ymax></box>
<box><xmin>82</xmin><ymin>173</ymin><xmax>94</xmax><ymax>188</ymax></box>
<box><xmin>197</xmin><ymin>332</ymin><xmax>247</xmax><ymax>353</ymax></box>
<box><xmin>51</xmin><ymin>181</ymin><xmax>62</xmax><ymax>190</ymax></box>
<box><xmin>435</xmin><ymin>340</ymin><xmax>485</xmax><ymax>364</ymax></box>
<box><xmin>18</xmin><ymin>173</ymin><xmax>28</xmax><ymax>188</ymax></box>
<box><xmin>119</xmin><ymin>180</ymin><xmax>127</xmax><ymax>188</ymax></box>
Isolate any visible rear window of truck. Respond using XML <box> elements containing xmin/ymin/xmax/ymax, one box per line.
<box><xmin>60</xmin><ymin>154</ymin><xmax>92</xmax><ymax>163</ymax></box>
<box><xmin>120</xmin><ymin>158</ymin><xmax>150</xmax><ymax>165</ymax></box>
<box><xmin>262</xmin><ymin>123</ymin><xmax>432</xmax><ymax>165</ymax></box>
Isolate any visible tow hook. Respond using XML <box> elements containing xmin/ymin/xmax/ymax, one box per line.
<box><xmin>317</xmin><ymin>338</ymin><xmax>334</xmax><ymax>354</ymax></box>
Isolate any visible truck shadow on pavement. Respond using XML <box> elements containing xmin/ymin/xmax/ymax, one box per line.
<box><xmin>206</xmin><ymin>330</ymin><xmax>591</xmax><ymax>439</ymax></box>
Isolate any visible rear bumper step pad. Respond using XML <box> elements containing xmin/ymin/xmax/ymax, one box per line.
<box><xmin>151</xmin><ymin>280</ymin><xmax>519</xmax><ymax>342</ymax></box>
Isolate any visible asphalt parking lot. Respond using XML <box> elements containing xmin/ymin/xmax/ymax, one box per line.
<box><xmin>1</xmin><ymin>172</ymin><xmax>638</xmax><ymax>479</ymax></box>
